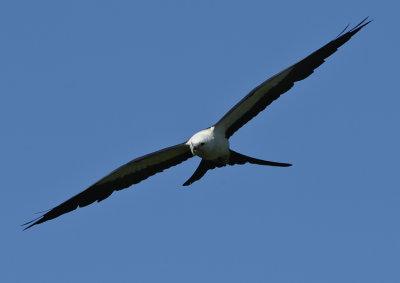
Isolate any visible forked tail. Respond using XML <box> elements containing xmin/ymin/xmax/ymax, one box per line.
<box><xmin>182</xmin><ymin>150</ymin><xmax>291</xmax><ymax>186</ymax></box>
<box><xmin>228</xmin><ymin>150</ymin><xmax>292</xmax><ymax>167</ymax></box>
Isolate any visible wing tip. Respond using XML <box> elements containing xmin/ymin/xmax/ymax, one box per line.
<box><xmin>281</xmin><ymin>163</ymin><xmax>292</xmax><ymax>167</ymax></box>
<box><xmin>336</xmin><ymin>17</ymin><xmax>372</xmax><ymax>39</ymax></box>
<box><xmin>21</xmin><ymin>216</ymin><xmax>43</xmax><ymax>231</ymax></box>
<box><xmin>350</xmin><ymin>17</ymin><xmax>373</xmax><ymax>34</ymax></box>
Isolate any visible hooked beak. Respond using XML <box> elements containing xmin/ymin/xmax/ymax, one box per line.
<box><xmin>191</xmin><ymin>143</ymin><xmax>199</xmax><ymax>155</ymax></box>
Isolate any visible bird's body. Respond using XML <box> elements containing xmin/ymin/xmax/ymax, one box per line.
<box><xmin>23</xmin><ymin>18</ymin><xmax>371</xmax><ymax>230</ymax></box>
<box><xmin>188</xmin><ymin>126</ymin><xmax>229</xmax><ymax>161</ymax></box>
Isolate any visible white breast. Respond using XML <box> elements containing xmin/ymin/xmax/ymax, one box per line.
<box><xmin>187</xmin><ymin>126</ymin><xmax>230</xmax><ymax>160</ymax></box>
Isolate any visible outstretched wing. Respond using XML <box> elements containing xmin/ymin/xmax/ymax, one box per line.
<box><xmin>23</xmin><ymin>142</ymin><xmax>193</xmax><ymax>229</ymax></box>
<box><xmin>215</xmin><ymin>18</ymin><xmax>371</xmax><ymax>138</ymax></box>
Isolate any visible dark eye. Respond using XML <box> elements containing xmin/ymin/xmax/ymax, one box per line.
<box><xmin>200</xmin><ymin>142</ymin><xmax>205</xmax><ymax>146</ymax></box>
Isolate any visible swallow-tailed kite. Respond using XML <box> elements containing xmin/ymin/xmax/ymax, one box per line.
<box><xmin>23</xmin><ymin>18</ymin><xmax>371</xmax><ymax>229</ymax></box>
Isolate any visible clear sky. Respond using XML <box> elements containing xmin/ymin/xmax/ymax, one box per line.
<box><xmin>1</xmin><ymin>1</ymin><xmax>399</xmax><ymax>282</ymax></box>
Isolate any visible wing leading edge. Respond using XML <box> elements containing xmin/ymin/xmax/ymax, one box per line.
<box><xmin>23</xmin><ymin>143</ymin><xmax>193</xmax><ymax>230</ymax></box>
<box><xmin>215</xmin><ymin>18</ymin><xmax>371</xmax><ymax>138</ymax></box>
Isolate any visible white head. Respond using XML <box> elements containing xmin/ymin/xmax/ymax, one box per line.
<box><xmin>187</xmin><ymin>127</ymin><xmax>229</xmax><ymax>160</ymax></box>
<box><xmin>188</xmin><ymin>129</ymin><xmax>214</xmax><ymax>157</ymax></box>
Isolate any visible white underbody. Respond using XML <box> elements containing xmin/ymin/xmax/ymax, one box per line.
<box><xmin>187</xmin><ymin>126</ymin><xmax>230</xmax><ymax>161</ymax></box>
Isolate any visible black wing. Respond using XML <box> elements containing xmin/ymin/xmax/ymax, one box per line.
<box><xmin>215</xmin><ymin>18</ymin><xmax>371</xmax><ymax>138</ymax></box>
<box><xmin>23</xmin><ymin>143</ymin><xmax>193</xmax><ymax>229</ymax></box>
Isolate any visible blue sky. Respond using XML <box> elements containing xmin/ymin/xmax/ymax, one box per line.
<box><xmin>2</xmin><ymin>1</ymin><xmax>399</xmax><ymax>282</ymax></box>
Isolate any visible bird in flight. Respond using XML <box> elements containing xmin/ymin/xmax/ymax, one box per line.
<box><xmin>23</xmin><ymin>18</ymin><xmax>371</xmax><ymax>230</ymax></box>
